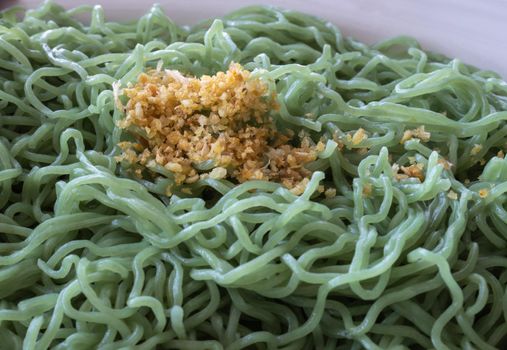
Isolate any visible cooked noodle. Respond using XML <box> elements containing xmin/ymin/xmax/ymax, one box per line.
<box><xmin>0</xmin><ymin>2</ymin><xmax>507</xmax><ymax>349</ymax></box>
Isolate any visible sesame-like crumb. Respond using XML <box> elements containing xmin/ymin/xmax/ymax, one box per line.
<box><xmin>392</xmin><ymin>162</ymin><xmax>424</xmax><ymax>181</ymax></box>
<box><xmin>400</xmin><ymin>163</ymin><xmax>425</xmax><ymax>182</ymax></box>
<box><xmin>447</xmin><ymin>191</ymin><xmax>458</xmax><ymax>200</ymax></box>
<box><xmin>362</xmin><ymin>183</ymin><xmax>373</xmax><ymax>197</ymax></box>
<box><xmin>209</xmin><ymin>167</ymin><xmax>227</xmax><ymax>179</ymax></box>
<box><xmin>180</xmin><ymin>188</ymin><xmax>192</xmax><ymax>195</ymax></box>
<box><xmin>332</xmin><ymin>132</ymin><xmax>346</xmax><ymax>151</ymax></box>
<box><xmin>116</xmin><ymin>63</ymin><xmax>322</xmax><ymax>190</ymax></box>
<box><xmin>324</xmin><ymin>188</ymin><xmax>336</xmax><ymax>198</ymax></box>
<box><xmin>478</xmin><ymin>188</ymin><xmax>489</xmax><ymax>198</ymax></box>
<box><xmin>392</xmin><ymin>163</ymin><xmax>407</xmax><ymax>180</ymax></box>
<box><xmin>470</xmin><ymin>144</ymin><xmax>483</xmax><ymax>156</ymax></box>
<box><xmin>392</xmin><ymin>159</ymin><xmax>430</xmax><ymax>182</ymax></box>
<box><xmin>351</xmin><ymin>128</ymin><xmax>367</xmax><ymax>145</ymax></box>
<box><xmin>290</xmin><ymin>178</ymin><xmax>310</xmax><ymax>195</ymax></box>
<box><xmin>438</xmin><ymin>158</ymin><xmax>453</xmax><ymax>170</ymax></box>
<box><xmin>400</xmin><ymin>126</ymin><xmax>431</xmax><ymax>144</ymax></box>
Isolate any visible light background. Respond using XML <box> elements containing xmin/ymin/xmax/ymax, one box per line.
<box><xmin>3</xmin><ymin>0</ymin><xmax>507</xmax><ymax>78</ymax></box>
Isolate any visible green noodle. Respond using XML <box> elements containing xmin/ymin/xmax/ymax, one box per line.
<box><xmin>1</xmin><ymin>1</ymin><xmax>507</xmax><ymax>349</ymax></box>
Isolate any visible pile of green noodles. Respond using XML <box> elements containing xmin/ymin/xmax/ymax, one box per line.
<box><xmin>1</xmin><ymin>1</ymin><xmax>507</xmax><ymax>349</ymax></box>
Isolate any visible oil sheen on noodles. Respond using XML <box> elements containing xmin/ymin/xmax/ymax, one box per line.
<box><xmin>1</xmin><ymin>2</ymin><xmax>507</xmax><ymax>349</ymax></box>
